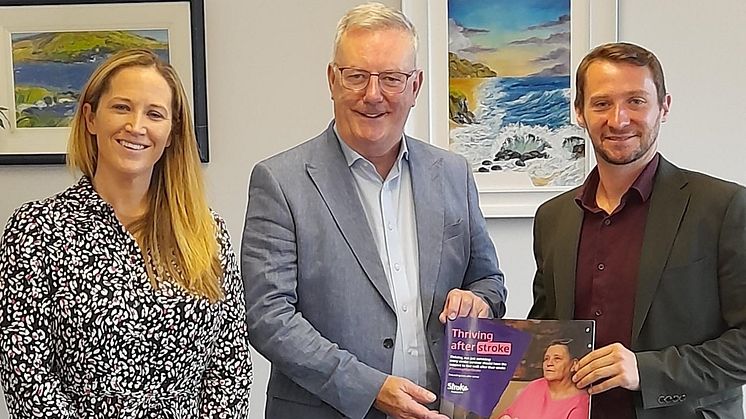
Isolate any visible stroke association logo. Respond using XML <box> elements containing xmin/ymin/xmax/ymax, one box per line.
<box><xmin>447</xmin><ymin>382</ymin><xmax>470</xmax><ymax>394</ymax></box>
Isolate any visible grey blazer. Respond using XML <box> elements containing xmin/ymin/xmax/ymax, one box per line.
<box><xmin>241</xmin><ymin>124</ymin><xmax>506</xmax><ymax>419</ymax></box>
<box><xmin>530</xmin><ymin>156</ymin><xmax>746</xmax><ymax>419</ymax></box>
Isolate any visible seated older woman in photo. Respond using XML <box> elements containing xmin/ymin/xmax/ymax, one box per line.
<box><xmin>498</xmin><ymin>340</ymin><xmax>589</xmax><ymax>419</ymax></box>
<box><xmin>0</xmin><ymin>48</ymin><xmax>252</xmax><ymax>417</ymax></box>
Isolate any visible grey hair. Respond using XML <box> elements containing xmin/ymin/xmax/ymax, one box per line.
<box><xmin>332</xmin><ymin>2</ymin><xmax>418</xmax><ymax>65</ymax></box>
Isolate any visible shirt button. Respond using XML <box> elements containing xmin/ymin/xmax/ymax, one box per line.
<box><xmin>402</xmin><ymin>304</ymin><xmax>408</xmax><ymax>312</ymax></box>
<box><xmin>408</xmin><ymin>348</ymin><xmax>418</xmax><ymax>356</ymax></box>
<box><xmin>388</xmin><ymin>223</ymin><xmax>394</xmax><ymax>231</ymax></box>
<box><xmin>383</xmin><ymin>338</ymin><xmax>394</xmax><ymax>348</ymax></box>
<box><xmin>603</xmin><ymin>219</ymin><xmax>611</xmax><ymax>226</ymax></box>
<box><xmin>597</xmin><ymin>263</ymin><xmax>605</xmax><ymax>271</ymax></box>
<box><xmin>394</xmin><ymin>263</ymin><xmax>401</xmax><ymax>271</ymax></box>
<box><xmin>595</xmin><ymin>309</ymin><xmax>603</xmax><ymax>316</ymax></box>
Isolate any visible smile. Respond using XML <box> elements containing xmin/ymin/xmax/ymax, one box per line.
<box><xmin>117</xmin><ymin>140</ymin><xmax>148</xmax><ymax>151</ymax></box>
<box><xmin>356</xmin><ymin>111</ymin><xmax>386</xmax><ymax>119</ymax></box>
<box><xmin>605</xmin><ymin>134</ymin><xmax>637</xmax><ymax>141</ymax></box>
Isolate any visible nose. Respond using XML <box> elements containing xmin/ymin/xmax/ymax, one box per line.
<box><xmin>608</xmin><ymin>104</ymin><xmax>631</xmax><ymax>130</ymax></box>
<box><xmin>125</xmin><ymin>113</ymin><xmax>147</xmax><ymax>135</ymax></box>
<box><xmin>362</xmin><ymin>74</ymin><xmax>384</xmax><ymax>103</ymax></box>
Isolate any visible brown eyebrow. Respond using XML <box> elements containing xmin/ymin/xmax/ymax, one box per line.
<box><xmin>108</xmin><ymin>96</ymin><xmax>169</xmax><ymax>115</ymax></box>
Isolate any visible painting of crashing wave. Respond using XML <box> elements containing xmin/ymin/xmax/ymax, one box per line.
<box><xmin>448</xmin><ymin>0</ymin><xmax>586</xmax><ymax>188</ymax></box>
<box><xmin>11</xmin><ymin>30</ymin><xmax>169</xmax><ymax>128</ymax></box>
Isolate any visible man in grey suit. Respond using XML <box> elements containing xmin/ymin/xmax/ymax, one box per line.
<box><xmin>530</xmin><ymin>42</ymin><xmax>746</xmax><ymax>419</ymax></box>
<box><xmin>241</xmin><ymin>3</ymin><xmax>506</xmax><ymax>419</ymax></box>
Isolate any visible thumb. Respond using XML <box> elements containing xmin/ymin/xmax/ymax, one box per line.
<box><xmin>405</xmin><ymin>381</ymin><xmax>437</xmax><ymax>404</ymax></box>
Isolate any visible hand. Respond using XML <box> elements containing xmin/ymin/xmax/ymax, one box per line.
<box><xmin>438</xmin><ymin>289</ymin><xmax>491</xmax><ymax>324</ymax></box>
<box><xmin>374</xmin><ymin>375</ymin><xmax>449</xmax><ymax>419</ymax></box>
<box><xmin>572</xmin><ymin>342</ymin><xmax>640</xmax><ymax>394</ymax></box>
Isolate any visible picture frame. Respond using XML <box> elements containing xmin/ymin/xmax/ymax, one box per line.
<box><xmin>0</xmin><ymin>0</ymin><xmax>209</xmax><ymax>165</ymax></box>
<box><xmin>403</xmin><ymin>0</ymin><xmax>618</xmax><ymax>218</ymax></box>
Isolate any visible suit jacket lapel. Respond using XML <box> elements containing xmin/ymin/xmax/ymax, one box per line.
<box><xmin>305</xmin><ymin>126</ymin><xmax>394</xmax><ymax>310</ymax></box>
<box><xmin>407</xmin><ymin>137</ymin><xmax>444</xmax><ymax>321</ymax></box>
<box><xmin>556</xmin><ymin>199</ymin><xmax>583</xmax><ymax>319</ymax></box>
<box><xmin>632</xmin><ymin>157</ymin><xmax>690</xmax><ymax>343</ymax></box>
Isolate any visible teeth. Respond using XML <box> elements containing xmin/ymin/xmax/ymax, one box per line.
<box><xmin>119</xmin><ymin>140</ymin><xmax>145</xmax><ymax>150</ymax></box>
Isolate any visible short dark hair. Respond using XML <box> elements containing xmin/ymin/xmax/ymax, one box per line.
<box><xmin>575</xmin><ymin>42</ymin><xmax>667</xmax><ymax>112</ymax></box>
<box><xmin>546</xmin><ymin>339</ymin><xmax>578</xmax><ymax>359</ymax></box>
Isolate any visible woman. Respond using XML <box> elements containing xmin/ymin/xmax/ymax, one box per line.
<box><xmin>498</xmin><ymin>341</ymin><xmax>589</xmax><ymax>419</ymax></box>
<box><xmin>0</xmin><ymin>49</ymin><xmax>252</xmax><ymax>417</ymax></box>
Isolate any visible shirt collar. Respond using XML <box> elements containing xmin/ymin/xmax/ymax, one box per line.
<box><xmin>575</xmin><ymin>153</ymin><xmax>660</xmax><ymax>212</ymax></box>
<box><xmin>333</xmin><ymin>122</ymin><xmax>409</xmax><ymax>169</ymax></box>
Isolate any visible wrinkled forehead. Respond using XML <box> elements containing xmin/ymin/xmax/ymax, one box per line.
<box><xmin>545</xmin><ymin>344</ymin><xmax>571</xmax><ymax>358</ymax></box>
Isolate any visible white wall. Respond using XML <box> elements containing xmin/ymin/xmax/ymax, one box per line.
<box><xmin>0</xmin><ymin>0</ymin><xmax>744</xmax><ymax>417</ymax></box>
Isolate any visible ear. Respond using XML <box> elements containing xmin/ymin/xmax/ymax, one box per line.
<box><xmin>82</xmin><ymin>103</ymin><xmax>96</xmax><ymax>135</ymax></box>
<box><xmin>411</xmin><ymin>69</ymin><xmax>424</xmax><ymax>105</ymax></box>
<box><xmin>660</xmin><ymin>93</ymin><xmax>672</xmax><ymax>123</ymax></box>
<box><xmin>327</xmin><ymin>64</ymin><xmax>336</xmax><ymax>100</ymax></box>
<box><xmin>575</xmin><ymin>106</ymin><xmax>586</xmax><ymax>128</ymax></box>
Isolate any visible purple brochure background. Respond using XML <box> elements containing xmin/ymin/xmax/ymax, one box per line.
<box><xmin>441</xmin><ymin>317</ymin><xmax>532</xmax><ymax>417</ymax></box>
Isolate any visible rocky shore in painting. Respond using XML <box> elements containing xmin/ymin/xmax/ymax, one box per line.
<box><xmin>448</xmin><ymin>52</ymin><xmax>497</xmax><ymax>125</ymax></box>
<box><xmin>449</xmin><ymin>76</ymin><xmax>587</xmax><ymax>187</ymax></box>
<box><xmin>476</xmin><ymin>133</ymin><xmax>585</xmax><ymax>173</ymax></box>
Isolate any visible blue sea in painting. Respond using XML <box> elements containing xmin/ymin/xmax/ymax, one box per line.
<box><xmin>13</xmin><ymin>51</ymin><xmax>170</xmax><ymax>92</ymax></box>
<box><xmin>450</xmin><ymin>75</ymin><xmax>586</xmax><ymax>187</ymax></box>
<box><xmin>497</xmin><ymin>76</ymin><xmax>570</xmax><ymax>128</ymax></box>
<box><xmin>13</xmin><ymin>51</ymin><xmax>169</xmax><ymax>127</ymax></box>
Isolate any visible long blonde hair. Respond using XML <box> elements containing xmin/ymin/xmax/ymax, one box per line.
<box><xmin>67</xmin><ymin>48</ymin><xmax>223</xmax><ymax>302</ymax></box>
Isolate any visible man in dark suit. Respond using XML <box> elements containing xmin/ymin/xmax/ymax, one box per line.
<box><xmin>242</xmin><ymin>3</ymin><xmax>506</xmax><ymax>419</ymax></box>
<box><xmin>530</xmin><ymin>42</ymin><xmax>746</xmax><ymax>419</ymax></box>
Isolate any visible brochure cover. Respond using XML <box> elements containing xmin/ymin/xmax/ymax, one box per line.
<box><xmin>440</xmin><ymin>318</ymin><xmax>594</xmax><ymax>419</ymax></box>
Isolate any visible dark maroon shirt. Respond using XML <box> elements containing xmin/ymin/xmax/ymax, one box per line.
<box><xmin>574</xmin><ymin>154</ymin><xmax>660</xmax><ymax>419</ymax></box>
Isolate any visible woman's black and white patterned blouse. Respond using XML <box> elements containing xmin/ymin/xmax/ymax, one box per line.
<box><xmin>0</xmin><ymin>177</ymin><xmax>252</xmax><ymax>418</ymax></box>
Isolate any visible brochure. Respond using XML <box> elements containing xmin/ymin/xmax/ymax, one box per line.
<box><xmin>440</xmin><ymin>317</ymin><xmax>594</xmax><ymax>419</ymax></box>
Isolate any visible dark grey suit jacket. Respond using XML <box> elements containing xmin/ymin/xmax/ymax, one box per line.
<box><xmin>530</xmin><ymin>156</ymin><xmax>746</xmax><ymax>419</ymax></box>
<box><xmin>242</xmin><ymin>124</ymin><xmax>506</xmax><ymax>419</ymax></box>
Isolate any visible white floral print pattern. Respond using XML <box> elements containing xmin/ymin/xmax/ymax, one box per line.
<box><xmin>0</xmin><ymin>177</ymin><xmax>252</xmax><ymax>418</ymax></box>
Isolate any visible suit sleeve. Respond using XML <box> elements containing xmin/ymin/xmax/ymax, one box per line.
<box><xmin>241</xmin><ymin>162</ymin><xmax>387</xmax><ymax>419</ymax></box>
<box><xmin>0</xmin><ymin>206</ymin><xmax>78</xmax><ymax>417</ymax></box>
<box><xmin>461</xmin><ymin>164</ymin><xmax>507</xmax><ymax>318</ymax></box>
<box><xmin>635</xmin><ymin>186</ymin><xmax>746</xmax><ymax>408</ymax></box>
<box><xmin>528</xmin><ymin>205</ymin><xmax>551</xmax><ymax>319</ymax></box>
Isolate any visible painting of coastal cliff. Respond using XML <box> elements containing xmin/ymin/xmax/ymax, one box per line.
<box><xmin>11</xmin><ymin>30</ymin><xmax>169</xmax><ymax>128</ymax></box>
<box><xmin>448</xmin><ymin>0</ymin><xmax>586</xmax><ymax>189</ymax></box>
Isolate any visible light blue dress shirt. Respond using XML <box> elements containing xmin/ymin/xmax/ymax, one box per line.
<box><xmin>334</xmin><ymin>127</ymin><xmax>432</xmax><ymax>389</ymax></box>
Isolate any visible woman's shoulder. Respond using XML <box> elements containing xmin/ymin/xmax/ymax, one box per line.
<box><xmin>3</xmin><ymin>178</ymin><xmax>98</xmax><ymax>237</ymax></box>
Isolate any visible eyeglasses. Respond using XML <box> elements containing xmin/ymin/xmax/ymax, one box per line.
<box><xmin>335</xmin><ymin>65</ymin><xmax>417</xmax><ymax>94</ymax></box>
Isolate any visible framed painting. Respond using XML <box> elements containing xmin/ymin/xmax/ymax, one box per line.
<box><xmin>0</xmin><ymin>0</ymin><xmax>208</xmax><ymax>164</ymax></box>
<box><xmin>403</xmin><ymin>0</ymin><xmax>618</xmax><ymax>217</ymax></box>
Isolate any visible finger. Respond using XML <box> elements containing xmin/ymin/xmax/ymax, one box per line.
<box><xmin>575</xmin><ymin>346</ymin><xmax>610</xmax><ymax>370</ymax></box>
<box><xmin>439</xmin><ymin>291</ymin><xmax>457</xmax><ymax>323</ymax></box>
<box><xmin>400</xmin><ymin>400</ymin><xmax>434</xmax><ymax>418</ymax></box>
<box><xmin>573</xmin><ymin>352</ymin><xmax>617</xmax><ymax>383</ymax></box>
<box><xmin>445</xmin><ymin>291</ymin><xmax>463</xmax><ymax>320</ymax></box>
<box><xmin>575</xmin><ymin>363</ymin><xmax>619</xmax><ymax>389</ymax></box>
<box><xmin>457</xmin><ymin>295</ymin><xmax>473</xmax><ymax>318</ymax></box>
<box><xmin>404</xmin><ymin>382</ymin><xmax>437</xmax><ymax>404</ymax></box>
<box><xmin>400</xmin><ymin>400</ymin><xmax>447</xmax><ymax>419</ymax></box>
<box><xmin>476</xmin><ymin>304</ymin><xmax>491</xmax><ymax>318</ymax></box>
<box><xmin>587</xmin><ymin>374</ymin><xmax>626</xmax><ymax>395</ymax></box>
<box><xmin>438</xmin><ymin>292</ymin><xmax>453</xmax><ymax>324</ymax></box>
<box><xmin>574</xmin><ymin>344</ymin><xmax>616</xmax><ymax>374</ymax></box>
